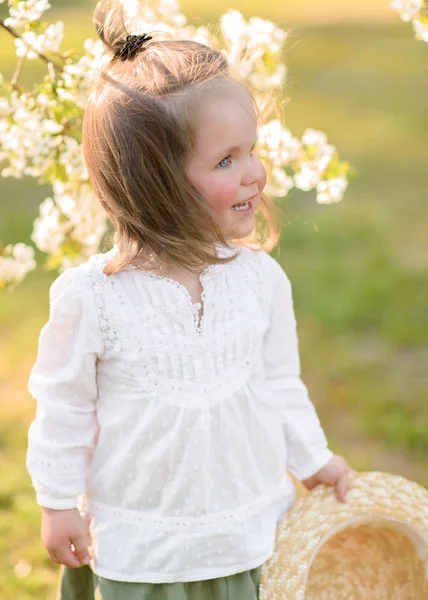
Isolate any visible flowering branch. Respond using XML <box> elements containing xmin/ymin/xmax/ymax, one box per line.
<box><xmin>10</xmin><ymin>54</ymin><xmax>24</xmax><ymax>88</ymax></box>
<box><xmin>0</xmin><ymin>0</ymin><xmax>351</xmax><ymax>291</ymax></box>
<box><xmin>0</xmin><ymin>18</ymin><xmax>64</xmax><ymax>72</ymax></box>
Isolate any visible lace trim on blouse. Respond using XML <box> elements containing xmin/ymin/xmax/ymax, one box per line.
<box><xmin>88</xmin><ymin>479</ymin><xmax>289</xmax><ymax>532</ymax></box>
<box><xmin>85</xmin><ymin>246</ymin><xmax>271</xmax><ymax>406</ymax></box>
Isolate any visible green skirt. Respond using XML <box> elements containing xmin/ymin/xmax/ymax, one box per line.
<box><xmin>58</xmin><ymin>564</ymin><xmax>263</xmax><ymax>600</ymax></box>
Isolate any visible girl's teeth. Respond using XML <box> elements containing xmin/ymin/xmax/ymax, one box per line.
<box><xmin>231</xmin><ymin>200</ymin><xmax>250</xmax><ymax>212</ymax></box>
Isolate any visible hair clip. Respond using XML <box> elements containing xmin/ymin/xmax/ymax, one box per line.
<box><xmin>114</xmin><ymin>33</ymin><xmax>153</xmax><ymax>62</ymax></box>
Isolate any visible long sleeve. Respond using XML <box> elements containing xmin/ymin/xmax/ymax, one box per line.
<box><xmin>262</xmin><ymin>253</ymin><xmax>333</xmax><ymax>480</ymax></box>
<box><xmin>26</xmin><ymin>266</ymin><xmax>103</xmax><ymax>509</ymax></box>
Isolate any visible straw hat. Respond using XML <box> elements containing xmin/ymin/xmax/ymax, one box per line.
<box><xmin>260</xmin><ymin>471</ymin><xmax>428</xmax><ymax>600</ymax></box>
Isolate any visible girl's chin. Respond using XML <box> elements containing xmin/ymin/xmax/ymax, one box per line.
<box><xmin>223</xmin><ymin>217</ymin><xmax>255</xmax><ymax>240</ymax></box>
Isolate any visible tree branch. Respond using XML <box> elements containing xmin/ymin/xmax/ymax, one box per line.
<box><xmin>11</xmin><ymin>55</ymin><xmax>25</xmax><ymax>88</ymax></box>
<box><xmin>0</xmin><ymin>18</ymin><xmax>64</xmax><ymax>74</ymax></box>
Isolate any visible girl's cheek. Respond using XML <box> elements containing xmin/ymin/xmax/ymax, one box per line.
<box><xmin>209</xmin><ymin>193</ymin><xmax>236</xmax><ymax>212</ymax></box>
<box><xmin>207</xmin><ymin>180</ymin><xmax>240</xmax><ymax>212</ymax></box>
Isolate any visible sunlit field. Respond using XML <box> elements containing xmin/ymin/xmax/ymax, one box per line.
<box><xmin>1</xmin><ymin>1</ymin><xmax>427</xmax><ymax>597</ymax></box>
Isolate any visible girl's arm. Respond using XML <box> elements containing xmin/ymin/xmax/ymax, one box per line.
<box><xmin>262</xmin><ymin>253</ymin><xmax>334</xmax><ymax>481</ymax></box>
<box><xmin>26</xmin><ymin>266</ymin><xmax>103</xmax><ymax>510</ymax></box>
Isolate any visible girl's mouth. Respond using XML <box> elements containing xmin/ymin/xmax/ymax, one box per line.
<box><xmin>230</xmin><ymin>200</ymin><xmax>251</xmax><ymax>212</ymax></box>
<box><xmin>230</xmin><ymin>194</ymin><xmax>258</xmax><ymax>212</ymax></box>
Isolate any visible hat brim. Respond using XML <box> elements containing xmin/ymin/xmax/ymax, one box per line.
<box><xmin>260</xmin><ymin>471</ymin><xmax>428</xmax><ymax>599</ymax></box>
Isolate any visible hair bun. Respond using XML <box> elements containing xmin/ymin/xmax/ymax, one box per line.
<box><xmin>113</xmin><ymin>33</ymin><xmax>153</xmax><ymax>62</ymax></box>
<box><xmin>93</xmin><ymin>0</ymin><xmax>129</xmax><ymax>55</ymax></box>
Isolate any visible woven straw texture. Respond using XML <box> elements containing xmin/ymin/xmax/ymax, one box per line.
<box><xmin>260</xmin><ymin>471</ymin><xmax>428</xmax><ymax>600</ymax></box>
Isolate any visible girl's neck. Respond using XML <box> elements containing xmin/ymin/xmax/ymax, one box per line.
<box><xmin>128</xmin><ymin>251</ymin><xmax>206</xmax><ymax>279</ymax></box>
<box><xmin>128</xmin><ymin>241</ymin><xmax>222</xmax><ymax>278</ymax></box>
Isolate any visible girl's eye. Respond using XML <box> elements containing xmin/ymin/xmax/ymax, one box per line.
<box><xmin>218</xmin><ymin>156</ymin><xmax>231</xmax><ymax>168</ymax></box>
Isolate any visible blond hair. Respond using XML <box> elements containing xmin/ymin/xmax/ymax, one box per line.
<box><xmin>83</xmin><ymin>0</ymin><xmax>280</xmax><ymax>275</ymax></box>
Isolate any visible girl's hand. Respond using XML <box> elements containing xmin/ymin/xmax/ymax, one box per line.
<box><xmin>301</xmin><ymin>455</ymin><xmax>353</xmax><ymax>503</ymax></box>
<box><xmin>41</xmin><ymin>507</ymin><xmax>93</xmax><ymax>568</ymax></box>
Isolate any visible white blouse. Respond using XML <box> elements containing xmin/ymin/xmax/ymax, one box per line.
<box><xmin>26</xmin><ymin>243</ymin><xmax>333</xmax><ymax>583</ymax></box>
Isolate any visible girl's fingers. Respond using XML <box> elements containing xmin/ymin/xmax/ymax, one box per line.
<box><xmin>71</xmin><ymin>535</ymin><xmax>92</xmax><ymax>566</ymax></box>
<box><xmin>335</xmin><ymin>472</ymin><xmax>349</xmax><ymax>503</ymax></box>
<box><xmin>51</xmin><ymin>546</ymin><xmax>82</xmax><ymax>569</ymax></box>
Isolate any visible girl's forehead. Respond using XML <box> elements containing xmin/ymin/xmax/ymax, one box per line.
<box><xmin>197</xmin><ymin>82</ymin><xmax>255</xmax><ymax>120</ymax></box>
<box><xmin>191</xmin><ymin>87</ymin><xmax>257</xmax><ymax>148</ymax></box>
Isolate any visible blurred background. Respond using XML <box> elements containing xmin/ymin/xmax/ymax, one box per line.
<box><xmin>0</xmin><ymin>0</ymin><xmax>427</xmax><ymax>597</ymax></box>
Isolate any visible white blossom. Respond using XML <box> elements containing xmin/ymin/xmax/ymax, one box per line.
<box><xmin>0</xmin><ymin>243</ymin><xmax>36</xmax><ymax>290</ymax></box>
<box><xmin>219</xmin><ymin>10</ymin><xmax>247</xmax><ymax>48</ymax></box>
<box><xmin>316</xmin><ymin>177</ymin><xmax>348</xmax><ymax>204</ymax></box>
<box><xmin>32</xmin><ymin>182</ymin><xmax>107</xmax><ymax>269</ymax></box>
<box><xmin>57</xmin><ymin>39</ymin><xmax>108</xmax><ymax>108</ymax></box>
<box><xmin>32</xmin><ymin>197</ymin><xmax>66</xmax><ymax>254</ymax></box>
<box><xmin>390</xmin><ymin>0</ymin><xmax>424</xmax><ymax>22</ymax></box>
<box><xmin>301</xmin><ymin>129</ymin><xmax>328</xmax><ymax>147</ymax></box>
<box><xmin>247</xmin><ymin>16</ymin><xmax>286</xmax><ymax>54</ymax></box>
<box><xmin>122</xmin><ymin>0</ymin><xmax>141</xmax><ymax>20</ymax></box>
<box><xmin>293</xmin><ymin>129</ymin><xmax>339</xmax><ymax>191</ymax></box>
<box><xmin>41</xmin><ymin>120</ymin><xmax>63</xmax><ymax>134</ymax></box>
<box><xmin>156</xmin><ymin>0</ymin><xmax>187</xmax><ymax>27</ymax></box>
<box><xmin>14</xmin><ymin>22</ymin><xmax>64</xmax><ymax>60</ymax></box>
<box><xmin>267</xmin><ymin>167</ymin><xmax>294</xmax><ymax>198</ymax></box>
<box><xmin>314</xmin><ymin>144</ymin><xmax>335</xmax><ymax>171</ymax></box>
<box><xmin>390</xmin><ymin>0</ymin><xmax>428</xmax><ymax>43</ymax></box>
<box><xmin>294</xmin><ymin>166</ymin><xmax>321</xmax><ymax>191</ymax></box>
<box><xmin>257</xmin><ymin>121</ymin><xmax>346</xmax><ymax>196</ymax></box>
<box><xmin>219</xmin><ymin>9</ymin><xmax>288</xmax><ymax>90</ymax></box>
<box><xmin>123</xmin><ymin>0</ymin><xmax>187</xmax><ymax>36</ymax></box>
<box><xmin>413</xmin><ymin>17</ymin><xmax>428</xmax><ymax>40</ymax></box>
<box><xmin>183</xmin><ymin>25</ymin><xmax>213</xmax><ymax>46</ymax></box>
<box><xmin>58</xmin><ymin>137</ymin><xmax>89</xmax><ymax>182</ymax></box>
<box><xmin>4</xmin><ymin>0</ymin><xmax>51</xmax><ymax>28</ymax></box>
<box><xmin>0</xmin><ymin>91</ymin><xmax>65</xmax><ymax>179</ymax></box>
<box><xmin>258</xmin><ymin>120</ymin><xmax>301</xmax><ymax>166</ymax></box>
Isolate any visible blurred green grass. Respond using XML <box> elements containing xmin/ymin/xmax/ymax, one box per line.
<box><xmin>1</xmin><ymin>2</ymin><xmax>428</xmax><ymax>598</ymax></box>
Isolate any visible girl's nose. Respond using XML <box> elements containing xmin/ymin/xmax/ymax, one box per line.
<box><xmin>241</xmin><ymin>156</ymin><xmax>267</xmax><ymax>188</ymax></box>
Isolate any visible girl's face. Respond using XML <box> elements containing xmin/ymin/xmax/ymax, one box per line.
<box><xmin>185</xmin><ymin>86</ymin><xmax>267</xmax><ymax>241</ymax></box>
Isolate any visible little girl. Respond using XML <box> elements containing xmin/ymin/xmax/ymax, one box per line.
<box><xmin>26</xmin><ymin>1</ymin><xmax>351</xmax><ymax>598</ymax></box>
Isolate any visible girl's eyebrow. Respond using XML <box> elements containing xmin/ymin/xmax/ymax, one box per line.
<box><xmin>220</xmin><ymin>145</ymin><xmax>240</xmax><ymax>156</ymax></box>
<box><xmin>213</xmin><ymin>137</ymin><xmax>258</xmax><ymax>160</ymax></box>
